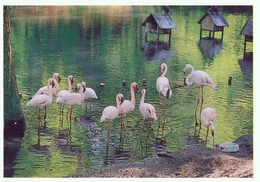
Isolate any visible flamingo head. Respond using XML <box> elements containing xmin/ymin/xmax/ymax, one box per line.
<box><xmin>141</xmin><ymin>89</ymin><xmax>146</xmax><ymax>96</ymax></box>
<box><xmin>49</xmin><ymin>78</ymin><xmax>55</xmax><ymax>88</ymax></box>
<box><xmin>53</xmin><ymin>73</ymin><xmax>62</xmax><ymax>83</ymax></box>
<box><xmin>81</xmin><ymin>82</ymin><xmax>86</xmax><ymax>93</ymax></box>
<box><xmin>75</xmin><ymin>83</ymin><xmax>81</xmax><ymax>92</ymax></box>
<box><xmin>160</xmin><ymin>63</ymin><xmax>167</xmax><ymax>74</ymax></box>
<box><xmin>183</xmin><ymin>64</ymin><xmax>194</xmax><ymax>74</ymax></box>
<box><xmin>132</xmin><ymin>82</ymin><xmax>139</xmax><ymax>92</ymax></box>
<box><xmin>69</xmin><ymin>75</ymin><xmax>74</xmax><ymax>85</ymax></box>
<box><xmin>116</xmin><ymin>94</ymin><xmax>124</xmax><ymax>106</ymax></box>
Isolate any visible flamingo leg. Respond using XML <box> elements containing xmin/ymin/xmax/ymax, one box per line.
<box><xmin>107</xmin><ymin>122</ymin><xmax>111</xmax><ymax>144</ymax></box>
<box><xmin>85</xmin><ymin>100</ymin><xmax>88</xmax><ymax>110</ymax></box>
<box><xmin>205</xmin><ymin>126</ymin><xmax>209</xmax><ymax>146</ymax></box>
<box><xmin>38</xmin><ymin>108</ymin><xmax>41</xmax><ymax>127</ymax></box>
<box><xmin>195</xmin><ymin>86</ymin><xmax>200</xmax><ymax>113</ymax></box>
<box><xmin>44</xmin><ymin>106</ymin><xmax>47</xmax><ymax>120</ymax></box>
<box><xmin>70</xmin><ymin>107</ymin><xmax>73</xmax><ymax>121</ymax></box>
<box><xmin>200</xmin><ymin>86</ymin><xmax>204</xmax><ymax>114</ymax></box>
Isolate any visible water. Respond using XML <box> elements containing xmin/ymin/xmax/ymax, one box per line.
<box><xmin>6</xmin><ymin>6</ymin><xmax>253</xmax><ymax>177</ymax></box>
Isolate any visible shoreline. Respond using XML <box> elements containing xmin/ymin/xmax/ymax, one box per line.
<box><xmin>71</xmin><ymin>133</ymin><xmax>253</xmax><ymax>178</ymax></box>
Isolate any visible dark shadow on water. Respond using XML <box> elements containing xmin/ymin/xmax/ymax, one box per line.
<box><xmin>141</xmin><ymin>41</ymin><xmax>174</xmax><ymax>62</ymax></box>
<box><xmin>199</xmin><ymin>38</ymin><xmax>223</xmax><ymax>61</ymax></box>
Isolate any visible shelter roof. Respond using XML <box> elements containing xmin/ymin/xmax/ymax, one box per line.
<box><xmin>240</xmin><ymin>18</ymin><xmax>253</xmax><ymax>36</ymax></box>
<box><xmin>142</xmin><ymin>13</ymin><xmax>177</xmax><ymax>29</ymax></box>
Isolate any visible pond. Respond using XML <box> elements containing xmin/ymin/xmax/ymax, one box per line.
<box><xmin>6</xmin><ymin>6</ymin><xmax>253</xmax><ymax>177</ymax></box>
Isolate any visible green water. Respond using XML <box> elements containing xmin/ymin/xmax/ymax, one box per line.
<box><xmin>7</xmin><ymin>6</ymin><xmax>252</xmax><ymax>177</ymax></box>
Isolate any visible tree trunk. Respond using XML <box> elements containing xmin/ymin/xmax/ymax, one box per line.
<box><xmin>4</xmin><ymin>6</ymin><xmax>26</xmax><ymax>137</ymax></box>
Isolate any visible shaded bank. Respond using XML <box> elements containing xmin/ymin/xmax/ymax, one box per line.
<box><xmin>72</xmin><ymin>133</ymin><xmax>253</xmax><ymax>178</ymax></box>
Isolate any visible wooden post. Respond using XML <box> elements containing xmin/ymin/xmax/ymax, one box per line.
<box><xmin>199</xmin><ymin>25</ymin><xmax>202</xmax><ymax>40</ymax></box>
<box><xmin>168</xmin><ymin>29</ymin><xmax>171</xmax><ymax>45</ymax></box>
<box><xmin>145</xmin><ymin>32</ymin><xmax>147</xmax><ymax>41</ymax></box>
<box><xmin>157</xmin><ymin>25</ymin><xmax>159</xmax><ymax>42</ymax></box>
<box><xmin>243</xmin><ymin>36</ymin><xmax>246</xmax><ymax>60</ymax></box>
<box><xmin>221</xmin><ymin>29</ymin><xmax>224</xmax><ymax>41</ymax></box>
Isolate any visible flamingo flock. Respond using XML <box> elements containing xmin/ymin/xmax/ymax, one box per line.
<box><xmin>26</xmin><ymin>62</ymin><xmax>218</xmax><ymax>146</ymax></box>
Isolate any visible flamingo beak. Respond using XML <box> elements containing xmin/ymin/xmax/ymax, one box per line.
<box><xmin>120</xmin><ymin>97</ymin><xmax>124</xmax><ymax>105</ymax></box>
<box><xmin>52</xmin><ymin>80</ymin><xmax>55</xmax><ymax>88</ymax></box>
<box><xmin>135</xmin><ymin>85</ymin><xmax>139</xmax><ymax>92</ymax></box>
<box><xmin>58</xmin><ymin>75</ymin><xmax>61</xmax><ymax>83</ymax></box>
<box><xmin>83</xmin><ymin>85</ymin><xmax>86</xmax><ymax>93</ymax></box>
<box><xmin>166</xmin><ymin>88</ymin><xmax>170</xmax><ymax>99</ymax></box>
<box><xmin>71</xmin><ymin>77</ymin><xmax>74</xmax><ymax>85</ymax></box>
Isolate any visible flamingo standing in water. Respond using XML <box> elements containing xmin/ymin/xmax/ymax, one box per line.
<box><xmin>183</xmin><ymin>64</ymin><xmax>216</xmax><ymax>116</ymax></box>
<box><xmin>201</xmin><ymin>107</ymin><xmax>218</xmax><ymax>146</ymax></box>
<box><xmin>57</xmin><ymin>81</ymin><xmax>86</xmax><ymax>123</ymax></box>
<box><xmin>26</xmin><ymin>78</ymin><xmax>55</xmax><ymax>126</ymax></box>
<box><xmin>32</xmin><ymin>73</ymin><xmax>61</xmax><ymax>97</ymax></box>
<box><xmin>156</xmin><ymin>63</ymin><xmax>172</xmax><ymax>109</ymax></box>
<box><xmin>119</xmin><ymin>82</ymin><xmax>139</xmax><ymax>127</ymax></box>
<box><xmin>56</xmin><ymin>75</ymin><xmax>74</xmax><ymax>118</ymax></box>
<box><xmin>100</xmin><ymin>94</ymin><xmax>124</xmax><ymax>141</ymax></box>
<box><xmin>139</xmin><ymin>89</ymin><xmax>157</xmax><ymax>121</ymax></box>
<box><xmin>81</xmin><ymin>82</ymin><xmax>98</xmax><ymax>112</ymax></box>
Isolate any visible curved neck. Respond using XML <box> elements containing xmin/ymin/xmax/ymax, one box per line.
<box><xmin>185</xmin><ymin>74</ymin><xmax>194</xmax><ymax>86</ymax></box>
<box><xmin>47</xmin><ymin>81</ymin><xmax>53</xmax><ymax>99</ymax></box>
<box><xmin>161</xmin><ymin>64</ymin><xmax>167</xmax><ymax>77</ymax></box>
<box><xmin>53</xmin><ymin>78</ymin><xmax>59</xmax><ymax>90</ymax></box>
<box><xmin>130</xmin><ymin>84</ymin><xmax>136</xmax><ymax>104</ymax></box>
<box><xmin>79</xmin><ymin>85</ymin><xmax>85</xmax><ymax>102</ymax></box>
<box><xmin>140</xmin><ymin>92</ymin><xmax>145</xmax><ymax>105</ymax></box>
<box><xmin>209</xmin><ymin>121</ymin><xmax>215</xmax><ymax>131</ymax></box>
<box><xmin>68</xmin><ymin>77</ymin><xmax>72</xmax><ymax>93</ymax></box>
<box><xmin>116</xmin><ymin>96</ymin><xmax>121</xmax><ymax>107</ymax></box>
<box><xmin>186</xmin><ymin>64</ymin><xmax>195</xmax><ymax>72</ymax></box>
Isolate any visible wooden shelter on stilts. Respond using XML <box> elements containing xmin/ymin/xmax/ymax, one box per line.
<box><xmin>198</xmin><ymin>6</ymin><xmax>229</xmax><ymax>41</ymax></box>
<box><xmin>142</xmin><ymin>7</ymin><xmax>177</xmax><ymax>45</ymax></box>
<box><xmin>240</xmin><ymin>18</ymin><xmax>253</xmax><ymax>60</ymax></box>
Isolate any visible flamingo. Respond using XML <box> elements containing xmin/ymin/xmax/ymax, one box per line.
<box><xmin>33</xmin><ymin>73</ymin><xmax>61</xmax><ymax>97</ymax></box>
<box><xmin>139</xmin><ymin>89</ymin><xmax>157</xmax><ymax>120</ymax></box>
<box><xmin>100</xmin><ymin>94</ymin><xmax>124</xmax><ymax>141</ymax></box>
<box><xmin>56</xmin><ymin>81</ymin><xmax>86</xmax><ymax>122</ymax></box>
<box><xmin>183</xmin><ymin>64</ymin><xmax>216</xmax><ymax>117</ymax></box>
<box><xmin>26</xmin><ymin>78</ymin><xmax>55</xmax><ymax>126</ymax></box>
<box><xmin>81</xmin><ymin>82</ymin><xmax>98</xmax><ymax>112</ymax></box>
<box><xmin>119</xmin><ymin>82</ymin><xmax>139</xmax><ymax>127</ymax></box>
<box><xmin>156</xmin><ymin>63</ymin><xmax>172</xmax><ymax>109</ymax></box>
<box><xmin>56</xmin><ymin>75</ymin><xmax>74</xmax><ymax>118</ymax></box>
<box><xmin>201</xmin><ymin>107</ymin><xmax>218</xmax><ymax>146</ymax></box>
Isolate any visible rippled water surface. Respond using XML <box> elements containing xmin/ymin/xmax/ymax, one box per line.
<box><xmin>8</xmin><ymin>6</ymin><xmax>253</xmax><ymax>177</ymax></box>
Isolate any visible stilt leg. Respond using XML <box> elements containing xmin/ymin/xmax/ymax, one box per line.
<box><xmin>194</xmin><ymin>86</ymin><xmax>200</xmax><ymax>126</ymax></box>
<box><xmin>44</xmin><ymin>106</ymin><xmax>47</xmax><ymax>120</ymax></box>
<box><xmin>38</xmin><ymin>108</ymin><xmax>41</xmax><ymax>127</ymax></box>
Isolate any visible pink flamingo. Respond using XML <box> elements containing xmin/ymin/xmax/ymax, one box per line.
<box><xmin>57</xmin><ymin>81</ymin><xmax>86</xmax><ymax>122</ymax></box>
<box><xmin>156</xmin><ymin>63</ymin><xmax>172</xmax><ymax>109</ymax></box>
<box><xmin>201</xmin><ymin>107</ymin><xmax>218</xmax><ymax>146</ymax></box>
<box><xmin>183</xmin><ymin>64</ymin><xmax>216</xmax><ymax>116</ymax></box>
<box><xmin>81</xmin><ymin>82</ymin><xmax>98</xmax><ymax>112</ymax></box>
<box><xmin>33</xmin><ymin>73</ymin><xmax>61</xmax><ymax>97</ymax></box>
<box><xmin>139</xmin><ymin>89</ymin><xmax>157</xmax><ymax>120</ymax></box>
<box><xmin>100</xmin><ymin>94</ymin><xmax>124</xmax><ymax>140</ymax></box>
<box><xmin>119</xmin><ymin>82</ymin><xmax>139</xmax><ymax>127</ymax></box>
<box><xmin>26</xmin><ymin>78</ymin><xmax>55</xmax><ymax>126</ymax></box>
<box><xmin>56</xmin><ymin>75</ymin><xmax>74</xmax><ymax>118</ymax></box>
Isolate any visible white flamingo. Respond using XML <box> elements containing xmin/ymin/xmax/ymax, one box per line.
<box><xmin>119</xmin><ymin>82</ymin><xmax>139</xmax><ymax>116</ymax></box>
<box><xmin>183</xmin><ymin>64</ymin><xmax>216</xmax><ymax>116</ymax></box>
<box><xmin>201</xmin><ymin>107</ymin><xmax>218</xmax><ymax>146</ymax></box>
<box><xmin>139</xmin><ymin>89</ymin><xmax>157</xmax><ymax>120</ymax></box>
<box><xmin>57</xmin><ymin>81</ymin><xmax>86</xmax><ymax>122</ymax></box>
<box><xmin>33</xmin><ymin>73</ymin><xmax>61</xmax><ymax>97</ymax></box>
<box><xmin>119</xmin><ymin>82</ymin><xmax>139</xmax><ymax>127</ymax></box>
<box><xmin>81</xmin><ymin>82</ymin><xmax>98</xmax><ymax>111</ymax></box>
<box><xmin>56</xmin><ymin>75</ymin><xmax>74</xmax><ymax>117</ymax></box>
<box><xmin>156</xmin><ymin>63</ymin><xmax>172</xmax><ymax>109</ymax></box>
<box><xmin>26</xmin><ymin>78</ymin><xmax>55</xmax><ymax>126</ymax></box>
<box><xmin>100</xmin><ymin>94</ymin><xmax>124</xmax><ymax>140</ymax></box>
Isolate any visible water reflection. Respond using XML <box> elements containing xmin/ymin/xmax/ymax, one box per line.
<box><xmin>199</xmin><ymin>38</ymin><xmax>223</xmax><ymax>60</ymax></box>
<box><xmin>142</xmin><ymin>41</ymin><xmax>174</xmax><ymax>62</ymax></box>
<box><xmin>8</xmin><ymin>6</ymin><xmax>253</xmax><ymax>177</ymax></box>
